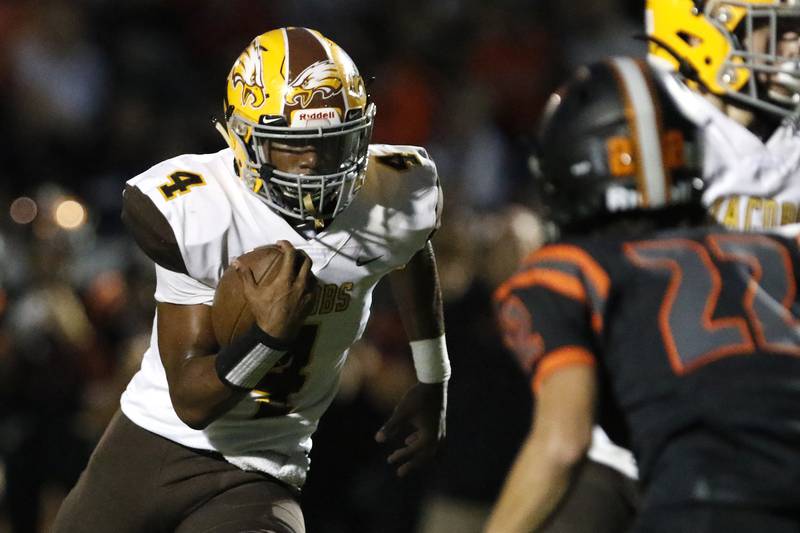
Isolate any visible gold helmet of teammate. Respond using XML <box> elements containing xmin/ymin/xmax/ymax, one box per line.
<box><xmin>646</xmin><ymin>0</ymin><xmax>800</xmax><ymax>116</ymax></box>
<box><xmin>217</xmin><ymin>27</ymin><xmax>375</xmax><ymax>225</ymax></box>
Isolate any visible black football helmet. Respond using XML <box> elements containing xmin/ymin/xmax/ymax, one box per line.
<box><xmin>531</xmin><ymin>57</ymin><xmax>703</xmax><ymax>234</ymax></box>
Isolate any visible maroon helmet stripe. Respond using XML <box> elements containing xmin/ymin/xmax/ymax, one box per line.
<box><xmin>286</xmin><ymin>28</ymin><xmax>327</xmax><ymax>80</ymax></box>
<box><xmin>284</xmin><ymin>27</ymin><xmax>346</xmax><ymax>117</ymax></box>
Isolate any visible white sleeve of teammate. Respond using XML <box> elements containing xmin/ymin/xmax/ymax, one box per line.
<box><xmin>153</xmin><ymin>264</ymin><xmax>215</xmax><ymax>305</ymax></box>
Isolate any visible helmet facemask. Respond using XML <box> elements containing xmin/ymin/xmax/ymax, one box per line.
<box><xmin>225</xmin><ymin>104</ymin><xmax>375</xmax><ymax>227</ymax></box>
<box><xmin>647</xmin><ymin>0</ymin><xmax>800</xmax><ymax>117</ymax></box>
<box><xmin>220</xmin><ymin>27</ymin><xmax>375</xmax><ymax>229</ymax></box>
<box><xmin>722</xmin><ymin>1</ymin><xmax>800</xmax><ymax>113</ymax></box>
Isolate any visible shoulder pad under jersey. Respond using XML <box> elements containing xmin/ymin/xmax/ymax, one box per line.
<box><xmin>364</xmin><ymin>144</ymin><xmax>442</xmax><ymax>232</ymax></box>
<box><xmin>122</xmin><ymin>151</ymin><xmax>233</xmax><ymax>277</ymax></box>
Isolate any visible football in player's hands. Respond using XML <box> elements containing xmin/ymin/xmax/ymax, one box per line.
<box><xmin>212</xmin><ymin>246</ymin><xmax>285</xmax><ymax>345</ymax></box>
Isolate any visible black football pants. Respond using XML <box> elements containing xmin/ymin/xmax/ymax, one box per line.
<box><xmin>51</xmin><ymin>410</ymin><xmax>305</xmax><ymax>533</ymax></box>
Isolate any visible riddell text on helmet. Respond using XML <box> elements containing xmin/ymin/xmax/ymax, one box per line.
<box><xmin>292</xmin><ymin>108</ymin><xmax>340</xmax><ymax>125</ymax></box>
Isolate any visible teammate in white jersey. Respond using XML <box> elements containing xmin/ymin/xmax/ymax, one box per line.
<box><xmin>53</xmin><ymin>27</ymin><xmax>449</xmax><ymax>533</ymax></box>
<box><xmin>646</xmin><ymin>0</ymin><xmax>800</xmax><ymax>231</ymax></box>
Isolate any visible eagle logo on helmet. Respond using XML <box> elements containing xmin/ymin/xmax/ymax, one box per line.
<box><xmin>231</xmin><ymin>41</ymin><xmax>268</xmax><ymax>109</ymax></box>
<box><xmin>285</xmin><ymin>60</ymin><xmax>343</xmax><ymax>108</ymax></box>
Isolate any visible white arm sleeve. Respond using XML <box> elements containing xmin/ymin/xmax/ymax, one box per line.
<box><xmin>153</xmin><ymin>264</ymin><xmax>216</xmax><ymax>305</ymax></box>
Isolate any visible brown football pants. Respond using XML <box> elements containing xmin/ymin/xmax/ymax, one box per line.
<box><xmin>538</xmin><ymin>460</ymin><xmax>640</xmax><ymax>533</ymax></box>
<box><xmin>52</xmin><ymin>411</ymin><xmax>305</xmax><ymax>533</ymax></box>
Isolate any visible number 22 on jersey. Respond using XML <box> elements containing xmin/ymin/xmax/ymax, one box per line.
<box><xmin>624</xmin><ymin>234</ymin><xmax>800</xmax><ymax>375</ymax></box>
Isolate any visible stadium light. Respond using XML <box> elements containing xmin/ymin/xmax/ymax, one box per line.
<box><xmin>9</xmin><ymin>196</ymin><xmax>38</xmax><ymax>224</ymax></box>
<box><xmin>54</xmin><ymin>199</ymin><xmax>86</xmax><ymax>230</ymax></box>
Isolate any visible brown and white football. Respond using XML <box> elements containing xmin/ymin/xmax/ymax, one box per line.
<box><xmin>211</xmin><ymin>246</ymin><xmax>283</xmax><ymax>346</ymax></box>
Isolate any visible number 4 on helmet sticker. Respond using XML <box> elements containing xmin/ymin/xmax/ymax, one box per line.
<box><xmin>159</xmin><ymin>171</ymin><xmax>206</xmax><ymax>201</ymax></box>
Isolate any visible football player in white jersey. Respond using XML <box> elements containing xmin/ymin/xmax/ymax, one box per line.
<box><xmin>647</xmin><ymin>0</ymin><xmax>800</xmax><ymax>232</ymax></box>
<box><xmin>53</xmin><ymin>27</ymin><xmax>449</xmax><ymax>533</ymax></box>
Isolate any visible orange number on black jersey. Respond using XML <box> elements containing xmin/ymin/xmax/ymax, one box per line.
<box><xmin>159</xmin><ymin>171</ymin><xmax>206</xmax><ymax>200</ymax></box>
<box><xmin>625</xmin><ymin>235</ymin><xmax>800</xmax><ymax>375</ymax></box>
<box><xmin>249</xmin><ymin>324</ymin><xmax>319</xmax><ymax>418</ymax></box>
<box><xmin>497</xmin><ymin>293</ymin><xmax>544</xmax><ymax>371</ymax></box>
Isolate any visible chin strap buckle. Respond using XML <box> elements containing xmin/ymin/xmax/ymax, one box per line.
<box><xmin>303</xmin><ymin>194</ymin><xmax>325</xmax><ymax>229</ymax></box>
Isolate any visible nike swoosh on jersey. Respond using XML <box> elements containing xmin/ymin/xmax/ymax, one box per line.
<box><xmin>356</xmin><ymin>255</ymin><xmax>383</xmax><ymax>266</ymax></box>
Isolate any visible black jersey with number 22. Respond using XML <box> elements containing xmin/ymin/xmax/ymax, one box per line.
<box><xmin>495</xmin><ymin>226</ymin><xmax>800</xmax><ymax>509</ymax></box>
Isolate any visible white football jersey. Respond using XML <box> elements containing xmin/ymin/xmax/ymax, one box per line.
<box><xmin>120</xmin><ymin>145</ymin><xmax>440</xmax><ymax>487</ymax></box>
<box><xmin>656</xmin><ymin>67</ymin><xmax>800</xmax><ymax>232</ymax></box>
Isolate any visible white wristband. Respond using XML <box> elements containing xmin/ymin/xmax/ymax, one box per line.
<box><xmin>410</xmin><ymin>334</ymin><xmax>451</xmax><ymax>384</ymax></box>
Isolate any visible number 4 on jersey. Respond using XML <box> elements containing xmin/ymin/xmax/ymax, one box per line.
<box><xmin>159</xmin><ymin>171</ymin><xmax>206</xmax><ymax>200</ymax></box>
<box><xmin>250</xmin><ymin>324</ymin><xmax>320</xmax><ymax>418</ymax></box>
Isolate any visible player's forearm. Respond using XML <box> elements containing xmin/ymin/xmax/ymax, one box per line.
<box><xmin>487</xmin><ymin>367</ymin><xmax>595</xmax><ymax>532</ymax></box>
<box><xmin>485</xmin><ymin>431</ymin><xmax>580</xmax><ymax>533</ymax></box>
<box><xmin>157</xmin><ymin>302</ymin><xmax>249</xmax><ymax>429</ymax></box>
<box><xmin>389</xmin><ymin>241</ymin><xmax>451</xmax><ymax>385</ymax></box>
<box><xmin>388</xmin><ymin>241</ymin><xmax>444</xmax><ymax>341</ymax></box>
<box><xmin>167</xmin><ymin>354</ymin><xmax>248</xmax><ymax>430</ymax></box>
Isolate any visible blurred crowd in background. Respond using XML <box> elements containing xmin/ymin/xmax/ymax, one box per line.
<box><xmin>0</xmin><ymin>0</ymin><xmax>644</xmax><ymax>531</ymax></box>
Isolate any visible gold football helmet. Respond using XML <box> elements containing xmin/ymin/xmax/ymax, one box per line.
<box><xmin>646</xmin><ymin>0</ymin><xmax>800</xmax><ymax>115</ymax></box>
<box><xmin>217</xmin><ymin>27</ymin><xmax>375</xmax><ymax>225</ymax></box>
